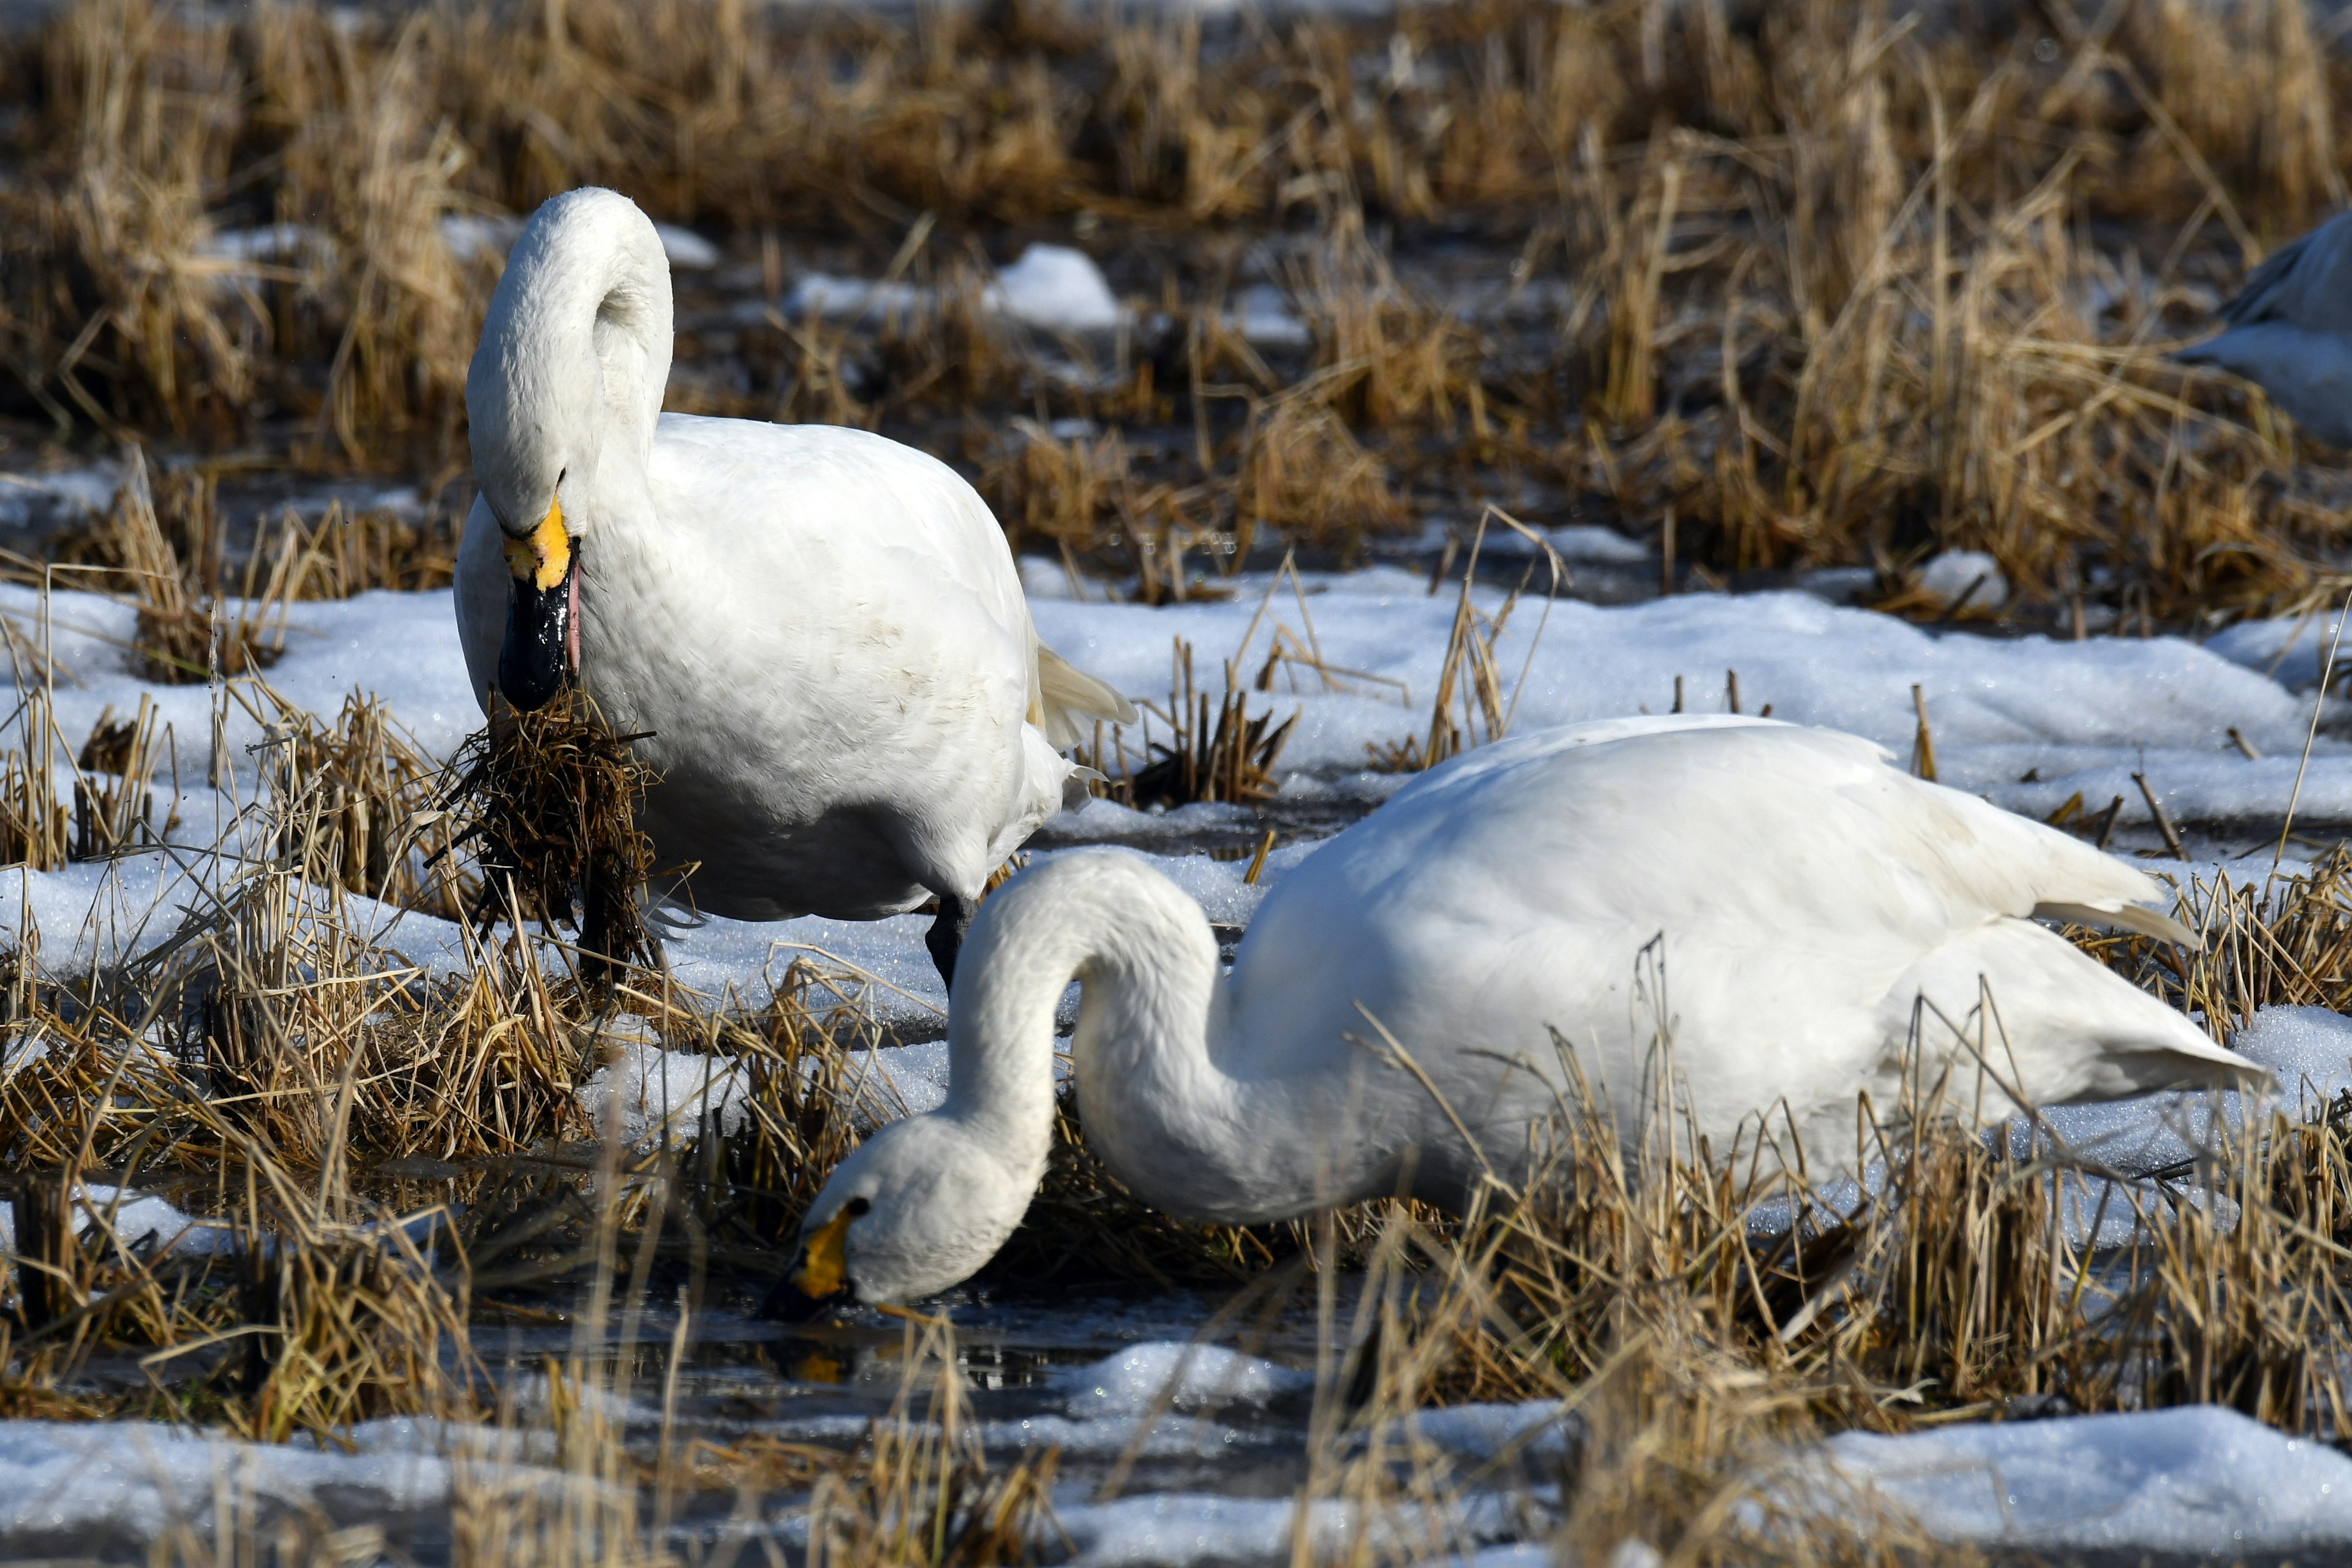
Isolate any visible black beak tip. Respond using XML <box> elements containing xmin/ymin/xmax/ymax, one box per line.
<box><xmin>497</xmin><ymin>564</ymin><xmax>574</xmax><ymax>713</ymax></box>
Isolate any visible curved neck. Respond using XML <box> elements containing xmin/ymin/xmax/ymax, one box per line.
<box><xmin>946</xmin><ymin>854</ymin><xmax>1403</xmax><ymax>1225</ymax></box>
<box><xmin>467</xmin><ymin>190</ymin><xmax>672</xmax><ymax>535</ymax></box>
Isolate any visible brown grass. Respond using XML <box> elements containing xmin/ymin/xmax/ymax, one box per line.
<box><xmin>7</xmin><ymin>0</ymin><xmax>2352</xmax><ymax>615</ymax></box>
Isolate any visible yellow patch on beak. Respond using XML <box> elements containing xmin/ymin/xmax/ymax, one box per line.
<box><xmin>502</xmin><ymin>497</ymin><xmax>570</xmax><ymax>592</ymax></box>
<box><xmin>790</xmin><ymin>1205</ymin><xmax>856</xmax><ymax>1300</ymax></box>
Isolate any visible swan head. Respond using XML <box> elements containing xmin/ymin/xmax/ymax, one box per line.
<box><xmin>762</xmin><ymin>1115</ymin><xmax>1035</xmax><ymax>1314</ymax></box>
<box><xmin>465</xmin><ymin>186</ymin><xmax>672</xmax><ymax>710</ymax></box>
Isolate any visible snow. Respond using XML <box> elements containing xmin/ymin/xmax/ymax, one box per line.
<box><xmin>1230</xmin><ymin>284</ymin><xmax>1309</xmax><ymax>346</ymax></box>
<box><xmin>576</xmin><ymin>1027</ymin><xmax>749</xmax><ymax>1148</ymax></box>
<box><xmin>437</xmin><ymin>213</ymin><xmax>523</xmax><ymax>262</ymax></box>
<box><xmin>1915</xmin><ymin>548</ymin><xmax>2008</xmax><ymax>611</ymax></box>
<box><xmin>985</xmin><ymin>244</ymin><xmax>1124</xmax><ymax>332</ymax></box>
<box><xmin>2209</xmin><ymin>605</ymin><xmax>2352</xmax><ymax>690</ymax></box>
<box><xmin>0</xmin><ymin>1182</ymin><xmax>235</xmax><ymax>1259</ymax></box>
<box><xmin>652</xmin><ymin>222</ymin><xmax>720</xmax><ymax>270</ymax></box>
<box><xmin>787</xmin><ymin>244</ymin><xmax>1122</xmax><ymax>332</ymax></box>
<box><xmin>0</xmin><ymin>1417</ymin><xmax>454</xmax><ymax>1550</ymax></box>
<box><xmin>1058</xmin><ymin>1342</ymin><xmax>1310</xmax><ymax>1418</ymax></box>
<box><xmin>1824</xmin><ymin>1405</ymin><xmax>2352</xmax><ymax>1555</ymax></box>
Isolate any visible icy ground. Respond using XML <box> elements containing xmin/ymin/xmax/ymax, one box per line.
<box><xmin>7</xmin><ymin>560</ymin><xmax>2352</xmax><ymax>1559</ymax></box>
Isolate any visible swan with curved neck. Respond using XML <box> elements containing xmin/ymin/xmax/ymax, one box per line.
<box><xmin>769</xmin><ymin>715</ymin><xmax>2260</xmax><ymax>1311</ymax></box>
<box><xmin>455</xmin><ymin>187</ymin><xmax>1133</xmax><ymax>980</ymax></box>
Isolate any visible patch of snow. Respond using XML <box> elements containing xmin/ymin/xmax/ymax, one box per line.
<box><xmin>653</xmin><ymin>222</ymin><xmax>720</xmax><ymax>270</ymax></box>
<box><xmin>1823</xmin><ymin>1405</ymin><xmax>2352</xmax><ymax>1555</ymax></box>
<box><xmin>439</xmin><ymin>213</ymin><xmax>522</xmax><ymax>263</ymax></box>
<box><xmin>0</xmin><ymin>1419</ymin><xmax>451</xmax><ymax>1551</ymax></box>
<box><xmin>1915</xmin><ymin>549</ymin><xmax>2008</xmax><ymax>611</ymax></box>
<box><xmin>1231</xmin><ymin>284</ymin><xmax>1309</xmax><ymax>346</ymax></box>
<box><xmin>0</xmin><ymin>464</ymin><xmax>120</xmax><ymax>530</ymax></box>
<box><xmin>2209</xmin><ymin>608</ymin><xmax>2352</xmax><ymax>691</ymax></box>
<box><xmin>198</xmin><ymin>223</ymin><xmax>329</xmax><ymax>265</ymax></box>
<box><xmin>1059</xmin><ymin>1342</ymin><xmax>1310</xmax><ymax>1419</ymax></box>
<box><xmin>0</xmin><ymin>1183</ymin><xmax>235</xmax><ymax>1261</ymax></box>
<box><xmin>1056</xmin><ymin>1493</ymin><xmax>1351</xmax><ymax>1568</ymax></box>
<box><xmin>1398</xmin><ymin>1402</ymin><xmax>1574</xmax><ymax>1464</ymax></box>
<box><xmin>576</xmin><ymin>1032</ymin><xmax>746</xmax><ymax>1148</ymax></box>
<box><xmin>986</xmin><ymin>244</ymin><xmax>1124</xmax><ymax>333</ymax></box>
<box><xmin>783</xmin><ymin>273</ymin><xmax>927</xmax><ymax>322</ymax></box>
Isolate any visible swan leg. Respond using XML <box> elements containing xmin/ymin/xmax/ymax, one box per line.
<box><xmin>926</xmin><ymin>892</ymin><xmax>974</xmax><ymax>990</ymax></box>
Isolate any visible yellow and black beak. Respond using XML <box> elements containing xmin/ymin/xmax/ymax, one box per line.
<box><xmin>497</xmin><ymin>497</ymin><xmax>576</xmax><ymax>713</ymax></box>
<box><xmin>760</xmin><ymin>1204</ymin><xmax>857</xmax><ymax>1323</ymax></box>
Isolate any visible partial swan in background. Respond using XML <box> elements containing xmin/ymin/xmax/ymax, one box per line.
<box><xmin>2177</xmin><ymin>210</ymin><xmax>2352</xmax><ymax>447</ymax></box>
<box><xmin>767</xmin><ymin>716</ymin><xmax>2258</xmax><ymax>1310</ymax></box>
<box><xmin>454</xmin><ymin>187</ymin><xmax>1133</xmax><ymax>981</ymax></box>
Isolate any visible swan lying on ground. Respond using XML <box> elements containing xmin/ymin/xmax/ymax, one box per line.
<box><xmin>767</xmin><ymin>716</ymin><xmax>2258</xmax><ymax>1310</ymax></box>
<box><xmin>455</xmin><ymin>188</ymin><xmax>1132</xmax><ymax>981</ymax></box>
<box><xmin>2176</xmin><ymin>210</ymin><xmax>2352</xmax><ymax>447</ymax></box>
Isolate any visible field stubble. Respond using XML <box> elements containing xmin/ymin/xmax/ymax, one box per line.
<box><xmin>7</xmin><ymin>0</ymin><xmax>2352</xmax><ymax>625</ymax></box>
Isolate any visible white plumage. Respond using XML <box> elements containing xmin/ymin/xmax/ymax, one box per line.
<box><xmin>2177</xmin><ymin>211</ymin><xmax>2352</xmax><ymax>448</ymax></box>
<box><xmin>454</xmin><ymin>188</ymin><xmax>1131</xmax><ymax>946</ymax></box>
<box><xmin>775</xmin><ymin>717</ymin><xmax>2258</xmax><ymax>1308</ymax></box>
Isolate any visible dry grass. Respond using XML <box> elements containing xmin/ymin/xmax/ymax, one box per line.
<box><xmin>6</xmin><ymin>0</ymin><xmax>2352</xmax><ymax>616</ymax></box>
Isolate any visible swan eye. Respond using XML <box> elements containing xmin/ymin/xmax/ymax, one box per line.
<box><xmin>846</xmin><ymin>1196</ymin><xmax>872</xmax><ymax>1218</ymax></box>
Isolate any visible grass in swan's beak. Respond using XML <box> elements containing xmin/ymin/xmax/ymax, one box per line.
<box><xmin>444</xmin><ymin>688</ymin><xmax>663</xmax><ymax>990</ymax></box>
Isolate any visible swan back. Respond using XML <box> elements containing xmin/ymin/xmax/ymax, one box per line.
<box><xmin>1231</xmin><ymin>718</ymin><xmax>2249</xmax><ymax>1169</ymax></box>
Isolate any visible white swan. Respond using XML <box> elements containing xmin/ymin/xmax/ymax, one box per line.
<box><xmin>454</xmin><ymin>188</ymin><xmax>1132</xmax><ymax>978</ymax></box>
<box><xmin>766</xmin><ymin>716</ymin><xmax>2258</xmax><ymax>1310</ymax></box>
<box><xmin>2177</xmin><ymin>210</ymin><xmax>2352</xmax><ymax>448</ymax></box>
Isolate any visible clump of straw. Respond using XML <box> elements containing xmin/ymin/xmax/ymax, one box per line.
<box><xmin>443</xmin><ymin>690</ymin><xmax>661</xmax><ymax>987</ymax></box>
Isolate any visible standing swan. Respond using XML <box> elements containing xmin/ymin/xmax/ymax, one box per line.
<box><xmin>454</xmin><ymin>187</ymin><xmax>1133</xmax><ymax>980</ymax></box>
<box><xmin>767</xmin><ymin>717</ymin><xmax>2258</xmax><ymax>1310</ymax></box>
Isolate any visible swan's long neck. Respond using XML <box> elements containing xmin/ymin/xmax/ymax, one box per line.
<box><xmin>466</xmin><ymin>189</ymin><xmax>673</xmax><ymax>536</ymax></box>
<box><xmin>948</xmin><ymin>853</ymin><xmax>1403</xmax><ymax>1225</ymax></box>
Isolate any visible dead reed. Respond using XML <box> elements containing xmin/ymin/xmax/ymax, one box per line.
<box><xmin>8</xmin><ymin>0</ymin><xmax>2352</xmax><ymax>616</ymax></box>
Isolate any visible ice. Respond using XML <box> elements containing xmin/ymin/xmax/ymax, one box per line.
<box><xmin>1823</xmin><ymin>1405</ymin><xmax>2352</xmax><ymax>1554</ymax></box>
<box><xmin>986</xmin><ymin>244</ymin><xmax>1124</xmax><ymax>332</ymax></box>
<box><xmin>1058</xmin><ymin>1342</ymin><xmax>1310</xmax><ymax>1418</ymax></box>
<box><xmin>653</xmin><ymin>222</ymin><xmax>720</xmax><ymax>270</ymax></box>
<box><xmin>1915</xmin><ymin>548</ymin><xmax>2008</xmax><ymax>611</ymax></box>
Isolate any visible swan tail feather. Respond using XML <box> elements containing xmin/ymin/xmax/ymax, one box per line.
<box><xmin>2031</xmin><ymin>900</ymin><xmax>2199</xmax><ymax>949</ymax></box>
<box><xmin>1888</xmin><ymin>918</ymin><xmax>2261</xmax><ymax>1113</ymax></box>
<box><xmin>1033</xmin><ymin>644</ymin><xmax>1137</xmax><ymax>750</ymax></box>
